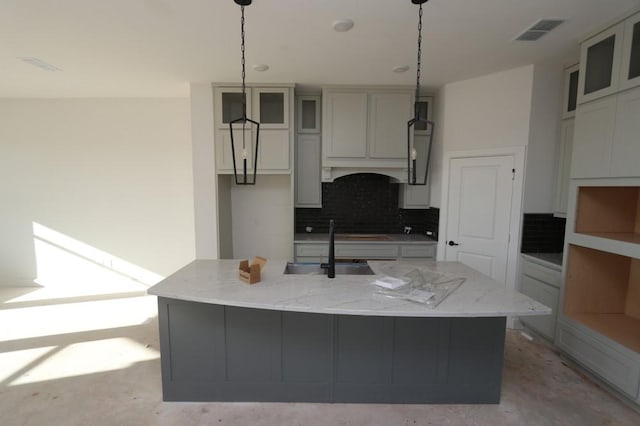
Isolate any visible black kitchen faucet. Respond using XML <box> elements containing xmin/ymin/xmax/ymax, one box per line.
<box><xmin>320</xmin><ymin>219</ymin><xmax>336</xmax><ymax>278</ymax></box>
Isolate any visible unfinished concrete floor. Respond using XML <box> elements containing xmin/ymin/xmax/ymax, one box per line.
<box><xmin>1</xmin><ymin>289</ymin><xmax>639</xmax><ymax>426</ymax></box>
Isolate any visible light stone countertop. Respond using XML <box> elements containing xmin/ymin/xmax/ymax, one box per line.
<box><xmin>147</xmin><ymin>259</ymin><xmax>551</xmax><ymax>318</ymax></box>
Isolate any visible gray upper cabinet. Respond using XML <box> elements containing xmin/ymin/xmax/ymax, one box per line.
<box><xmin>215</xmin><ymin>87</ymin><xmax>252</xmax><ymax>129</ymax></box>
<box><xmin>295</xmin><ymin>95</ymin><xmax>322</xmax><ymax>207</ymax></box>
<box><xmin>213</xmin><ymin>85</ymin><xmax>293</xmax><ymax>174</ymax></box>
<box><xmin>297</xmin><ymin>96</ymin><xmax>321</xmax><ymax>133</ymax></box>
<box><xmin>620</xmin><ymin>11</ymin><xmax>640</xmax><ymax>91</ymax></box>
<box><xmin>367</xmin><ymin>92</ymin><xmax>413</xmax><ymax>159</ymax></box>
<box><xmin>577</xmin><ymin>10</ymin><xmax>640</xmax><ymax>104</ymax></box>
<box><xmin>323</xmin><ymin>91</ymin><xmax>368</xmax><ymax>159</ymax></box>
<box><xmin>578</xmin><ymin>22</ymin><xmax>624</xmax><ymax>104</ymax></box>
<box><xmin>562</xmin><ymin>64</ymin><xmax>580</xmax><ymax>119</ymax></box>
<box><xmin>253</xmin><ymin>88</ymin><xmax>290</xmax><ymax>129</ymax></box>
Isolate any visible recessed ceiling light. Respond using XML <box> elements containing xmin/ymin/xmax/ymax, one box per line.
<box><xmin>252</xmin><ymin>64</ymin><xmax>269</xmax><ymax>72</ymax></box>
<box><xmin>19</xmin><ymin>57</ymin><xmax>60</xmax><ymax>72</ymax></box>
<box><xmin>393</xmin><ymin>65</ymin><xmax>410</xmax><ymax>73</ymax></box>
<box><xmin>332</xmin><ymin>19</ymin><xmax>354</xmax><ymax>32</ymax></box>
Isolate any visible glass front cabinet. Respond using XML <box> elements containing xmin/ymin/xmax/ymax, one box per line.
<box><xmin>214</xmin><ymin>85</ymin><xmax>292</xmax><ymax>173</ymax></box>
<box><xmin>578</xmin><ymin>10</ymin><xmax>640</xmax><ymax>104</ymax></box>
<box><xmin>621</xmin><ymin>11</ymin><xmax>640</xmax><ymax>91</ymax></box>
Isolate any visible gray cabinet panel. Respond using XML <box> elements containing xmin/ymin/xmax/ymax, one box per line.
<box><xmin>335</xmin><ymin>316</ymin><xmax>393</xmax><ymax>385</ymax></box>
<box><xmin>448</xmin><ymin>317</ymin><xmax>506</xmax><ymax>386</ymax></box>
<box><xmin>282</xmin><ymin>311</ymin><xmax>332</xmax><ymax>382</ymax></box>
<box><xmin>225</xmin><ymin>307</ymin><xmax>281</xmax><ymax>382</ymax></box>
<box><xmin>392</xmin><ymin>317</ymin><xmax>448</xmax><ymax>384</ymax></box>
<box><xmin>165</xmin><ymin>301</ymin><xmax>223</xmax><ymax>381</ymax></box>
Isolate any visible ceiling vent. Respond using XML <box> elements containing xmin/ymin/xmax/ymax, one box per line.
<box><xmin>515</xmin><ymin>19</ymin><xmax>565</xmax><ymax>41</ymax></box>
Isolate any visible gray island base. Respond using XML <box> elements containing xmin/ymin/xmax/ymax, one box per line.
<box><xmin>159</xmin><ymin>298</ymin><xmax>505</xmax><ymax>403</ymax></box>
<box><xmin>150</xmin><ymin>260</ymin><xmax>550</xmax><ymax>404</ymax></box>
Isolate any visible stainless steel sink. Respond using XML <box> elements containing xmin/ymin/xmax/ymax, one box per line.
<box><xmin>284</xmin><ymin>262</ymin><xmax>375</xmax><ymax>275</ymax></box>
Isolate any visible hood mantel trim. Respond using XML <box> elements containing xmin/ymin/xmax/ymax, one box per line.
<box><xmin>321</xmin><ymin>167</ymin><xmax>407</xmax><ymax>183</ymax></box>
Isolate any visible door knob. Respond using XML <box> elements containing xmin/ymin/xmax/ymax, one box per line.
<box><xmin>448</xmin><ymin>240</ymin><xmax>459</xmax><ymax>246</ymax></box>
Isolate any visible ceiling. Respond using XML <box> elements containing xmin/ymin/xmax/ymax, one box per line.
<box><xmin>1</xmin><ymin>0</ymin><xmax>639</xmax><ymax>98</ymax></box>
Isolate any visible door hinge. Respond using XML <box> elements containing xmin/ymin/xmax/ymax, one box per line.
<box><xmin>512</xmin><ymin>168</ymin><xmax>515</xmax><ymax>181</ymax></box>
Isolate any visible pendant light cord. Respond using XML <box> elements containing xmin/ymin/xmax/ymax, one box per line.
<box><xmin>240</xmin><ymin>6</ymin><xmax>247</xmax><ymax>120</ymax></box>
<box><xmin>414</xmin><ymin>3</ymin><xmax>423</xmax><ymax>119</ymax></box>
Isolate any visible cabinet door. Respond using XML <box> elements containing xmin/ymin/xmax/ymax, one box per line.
<box><xmin>554</xmin><ymin>119</ymin><xmax>574</xmax><ymax>216</ymax></box>
<box><xmin>520</xmin><ymin>275</ymin><xmax>559</xmax><ymax>340</ymax></box>
<box><xmin>215</xmin><ymin>87</ymin><xmax>252</xmax><ymax>129</ymax></box>
<box><xmin>611</xmin><ymin>86</ymin><xmax>640</xmax><ymax>177</ymax></box>
<box><xmin>216</xmin><ymin>128</ymin><xmax>254</xmax><ymax>172</ymax></box>
<box><xmin>257</xmin><ymin>129</ymin><xmax>290</xmax><ymax>171</ymax></box>
<box><xmin>399</xmin><ymin>245</ymin><xmax>436</xmax><ymax>258</ymax></box>
<box><xmin>323</xmin><ymin>91</ymin><xmax>368</xmax><ymax>158</ymax></box>
<box><xmin>620</xmin><ymin>11</ymin><xmax>640</xmax><ymax>91</ymax></box>
<box><xmin>577</xmin><ymin>23</ymin><xmax>624</xmax><ymax>104</ymax></box>
<box><xmin>562</xmin><ymin>64</ymin><xmax>580</xmax><ymax>119</ymax></box>
<box><xmin>253</xmin><ymin>88</ymin><xmax>289</xmax><ymax>129</ymax></box>
<box><xmin>368</xmin><ymin>92</ymin><xmax>413</xmax><ymax>159</ymax></box>
<box><xmin>297</xmin><ymin>96</ymin><xmax>321</xmax><ymax>133</ymax></box>
<box><xmin>400</xmin><ymin>184</ymin><xmax>430</xmax><ymax>209</ymax></box>
<box><xmin>295</xmin><ymin>134</ymin><xmax>322</xmax><ymax>207</ymax></box>
<box><xmin>571</xmin><ymin>95</ymin><xmax>616</xmax><ymax>178</ymax></box>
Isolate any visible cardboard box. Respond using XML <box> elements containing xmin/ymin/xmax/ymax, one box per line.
<box><xmin>239</xmin><ymin>256</ymin><xmax>267</xmax><ymax>284</ymax></box>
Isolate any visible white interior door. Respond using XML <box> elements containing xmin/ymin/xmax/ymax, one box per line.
<box><xmin>445</xmin><ymin>155</ymin><xmax>515</xmax><ymax>283</ymax></box>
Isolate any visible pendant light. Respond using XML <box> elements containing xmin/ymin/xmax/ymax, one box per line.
<box><xmin>229</xmin><ymin>0</ymin><xmax>260</xmax><ymax>185</ymax></box>
<box><xmin>407</xmin><ymin>0</ymin><xmax>434</xmax><ymax>186</ymax></box>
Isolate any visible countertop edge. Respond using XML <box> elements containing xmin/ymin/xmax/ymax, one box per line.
<box><xmin>147</xmin><ymin>259</ymin><xmax>551</xmax><ymax>318</ymax></box>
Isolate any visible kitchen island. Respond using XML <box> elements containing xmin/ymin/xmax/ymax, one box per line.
<box><xmin>148</xmin><ymin>259</ymin><xmax>550</xmax><ymax>403</ymax></box>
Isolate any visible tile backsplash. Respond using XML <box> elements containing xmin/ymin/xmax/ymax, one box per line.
<box><xmin>520</xmin><ymin>213</ymin><xmax>566</xmax><ymax>253</ymax></box>
<box><xmin>295</xmin><ymin>173</ymin><xmax>438</xmax><ymax>238</ymax></box>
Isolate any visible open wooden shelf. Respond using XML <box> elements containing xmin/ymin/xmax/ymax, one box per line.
<box><xmin>580</xmin><ymin>232</ymin><xmax>640</xmax><ymax>245</ymax></box>
<box><xmin>575</xmin><ymin>186</ymin><xmax>640</xmax><ymax>241</ymax></box>
<box><xmin>564</xmin><ymin>245</ymin><xmax>640</xmax><ymax>353</ymax></box>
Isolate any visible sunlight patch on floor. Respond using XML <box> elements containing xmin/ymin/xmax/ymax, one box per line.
<box><xmin>8</xmin><ymin>337</ymin><xmax>159</xmax><ymax>386</ymax></box>
<box><xmin>0</xmin><ymin>294</ymin><xmax>159</xmax><ymax>387</ymax></box>
<box><xmin>0</xmin><ymin>346</ymin><xmax>57</xmax><ymax>383</ymax></box>
<box><xmin>0</xmin><ymin>296</ymin><xmax>158</xmax><ymax>342</ymax></box>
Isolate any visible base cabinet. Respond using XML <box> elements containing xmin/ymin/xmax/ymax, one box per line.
<box><xmin>294</xmin><ymin>242</ymin><xmax>436</xmax><ymax>262</ymax></box>
<box><xmin>518</xmin><ymin>260</ymin><xmax>560</xmax><ymax>341</ymax></box>
<box><xmin>557</xmin><ymin>318</ymin><xmax>640</xmax><ymax>398</ymax></box>
<box><xmin>158</xmin><ymin>297</ymin><xmax>506</xmax><ymax>403</ymax></box>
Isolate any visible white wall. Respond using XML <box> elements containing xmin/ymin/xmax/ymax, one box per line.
<box><xmin>428</xmin><ymin>88</ymin><xmax>444</xmax><ymax>208</ymax></box>
<box><xmin>523</xmin><ymin>60</ymin><xmax>564</xmax><ymax>213</ymax></box>
<box><xmin>0</xmin><ymin>98</ymin><xmax>195</xmax><ymax>287</ymax></box>
<box><xmin>190</xmin><ymin>83</ymin><xmax>219</xmax><ymax>258</ymax></box>
<box><xmin>229</xmin><ymin>175</ymin><xmax>293</xmax><ymax>260</ymax></box>
<box><xmin>440</xmin><ymin>65</ymin><xmax>535</xmax><ymax>153</ymax></box>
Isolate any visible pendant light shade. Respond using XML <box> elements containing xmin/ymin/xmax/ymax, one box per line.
<box><xmin>230</xmin><ymin>0</ymin><xmax>260</xmax><ymax>185</ymax></box>
<box><xmin>407</xmin><ymin>0</ymin><xmax>434</xmax><ymax>186</ymax></box>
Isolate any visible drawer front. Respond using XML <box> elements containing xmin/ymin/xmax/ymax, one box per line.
<box><xmin>295</xmin><ymin>244</ymin><xmax>328</xmax><ymax>258</ymax></box>
<box><xmin>519</xmin><ymin>276</ymin><xmax>558</xmax><ymax>340</ymax></box>
<box><xmin>399</xmin><ymin>245</ymin><xmax>436</xmax><ymax>258</ymax></box>
<box><xmin>556</xmin><ymin>319</ymin><xmax>640</xmax><ymax>398</ymax></box>
<box><xmin>522</xmin><ymin>259</ymin><xmax>561</xmax><ymax>288</ymax></box>
<box><xmin>335</xmin><ymin>244</ymin><xmax>398</xmax><ymax>259</ymax></box>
